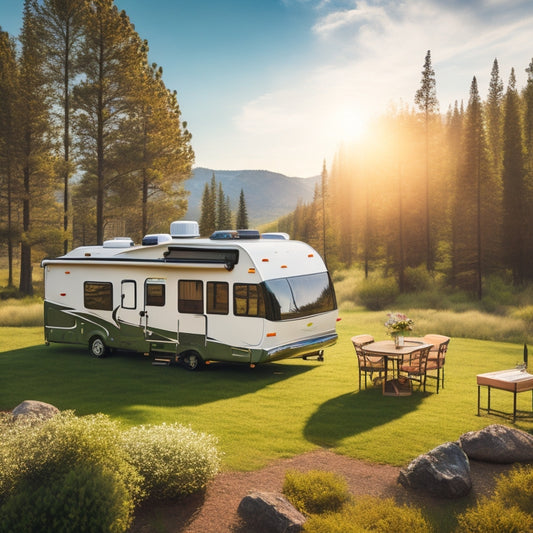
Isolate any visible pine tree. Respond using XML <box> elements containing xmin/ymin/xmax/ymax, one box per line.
<box><xmin>199</xmin><ymin>175</ymin><xmax>216</xmax><ymax>236</ymax></box>
<box><xmin>502</xmin><ymin>68</ymin><xmax>527</xmax><ymax>284</ymax></box>
<box><xmin>486</xmin><ymin>59</ymin><xmax>504</xmax><ymax>176</ymax></box>
<box><xmin>74</xmin><ymin>0</ymin><xmax>140</xmax><ymax>244</ymax></box>
<box><xmin>0</xmin><ymin>29</ymin><xmax>20</xmax><ymax>287</ymax></box>
<box><xmin>523</xmin><ymin>59</ymin><xmax>533</xmax><ymax>274</ymax></box>
<box><xmin>34</xmin><ymin>0</ymin><xmax>86</xmax><ymax>253</ymax></box>
<box><xmin>18</xmin><ymin>0</ymin><xmax>56</xmax><ymax>294</ymax></box>
<box><xmin>414</xmin><ymin>50</ymin><xmax>439</xmax><ymax>271</ymax></box>
<box><xmin>236</xmin><ymin>189</ymin><xmax>248</xmax><ymax>229</ymax></box>
<box><xmin>453</xmin><ymin>77</ymin><xmax>490</xmax><ymax>298</ymax></box>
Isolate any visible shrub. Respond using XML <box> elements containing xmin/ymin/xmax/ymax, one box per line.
<box><xmin>122</xmin><ymin>423</ymin><xmax>221</xmax><ymax>500</ymax></box>
<box><xmin>454</xmin><ymin>498</ymin><xmax>533</xmax><ymax>533</ymax></box>
<box><xmin>404</xmin><ymin>266</ymin><xmax>433</xmax><ymax>293</ymax></box>
<box><xmin>304</xmin><ymin>497</ymin><xmax>432</xmax><ymax>533</ymax></box>
<box><xmin>282</xmin><ymin>469</ymin><xmax>350</xmax><ymax>515</ymax></box>
<box><xmin>493</xmin><ymin>465</ymin><xmax>533</xmax><ymax>515</ymax></box>
<box><xmin>0</xmin><ymin>464</ymin><xmax>134</xmax><ymax>533</ymax></box>
<box><xmin>358</xmin><ymin>276</ymin><xmax>399</xmax><ymax>311</ymax></box>
<box><xmin>0</xmin><ymin>411</ymin><xmax>142</xmax><ymax>530</ymax></box>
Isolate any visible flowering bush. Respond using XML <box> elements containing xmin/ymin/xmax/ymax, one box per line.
<box><xmin>385</xmin><ymin>312</ymin><xmax>414</xmax><ymax>336</ymax></box>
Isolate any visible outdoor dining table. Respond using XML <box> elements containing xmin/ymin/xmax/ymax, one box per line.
<box><xmin>363</xmin><ymin>340</ymin><xmax>433</xmax><ymax>396</ymax></box>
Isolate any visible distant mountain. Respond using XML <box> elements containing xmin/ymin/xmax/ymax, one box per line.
<box><xmin>184</xmin><ymin>168</ymin><xmax>320</xmax><ymax>226</ymax></box>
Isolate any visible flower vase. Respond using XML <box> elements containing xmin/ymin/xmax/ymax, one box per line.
<box><xmin>395</xmin><ymin>335</ymin><xmax>404</xmax><ymax>349</ymax></box>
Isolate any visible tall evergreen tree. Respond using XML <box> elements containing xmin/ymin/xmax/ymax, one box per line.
<box><xmin>199</xmin><ymin>174</ymin><xmax>216</xmax><ymax>236</ymax></box>
<box><xmin>523</xmin><ymin>59</ymin><xmax>533</xmax><ymax>273</ymax></box>
<box><xmin>502</xmin><ymin>68</ymin><xmax>527</xmax><ymax>284</ymax></box>
<box><xmin>414</xmin><ymin>50</ymin><xmax>439</xmax><ymax>271</ymax></box>
<box><xmin>73</xmin><ymin>0</ymin><xmax>140</xmax><ymax>244</ymax></box>
<box><xmin>236</xmin><ymin>189</ymin><xmax>248</xmax><ymax>229</ymax></box>
<box><xmin>453</xmin><ymin>77</ymin><xmax>490</xmax><ymax>298</ymax></box>
<box><xmin>35</xmin><ymin>0</ymin><xmax>86</xmax><ymax>253</ymax></box>
<box><xmin>18</xmin><ymin>0</ymin><xmax>56</xmax><ymax>294</ymax></box>
<box><xmin>0</xmin><ymin>29</ymin><xmax>20</xmax><ymax>287</ymax></box>
<box><xmin>486</xmin><ymin>59</ymin><xmax>504</xmax><ymax>177</ymax></box>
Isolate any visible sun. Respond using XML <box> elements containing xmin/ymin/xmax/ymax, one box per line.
<box><xmin>328</xmin><ymin>107</ymin><xmax>368</xmax><ymax>145</ymax></box>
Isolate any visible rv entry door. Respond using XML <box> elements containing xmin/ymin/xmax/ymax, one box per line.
<box><xmin>177</xmin><ymin>280</ymin><xmax>207</xmax><ymax>345</ymax></box>
<box><xmin>143</xmin><ymin>278</ymin><xmax>178</xmax><ymax>345</ymax></box>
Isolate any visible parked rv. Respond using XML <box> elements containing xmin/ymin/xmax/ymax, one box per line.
<box><xmin>42</xmin><ymin>221</ymin><xmax>338</xmax><ymax>369</ymax></box>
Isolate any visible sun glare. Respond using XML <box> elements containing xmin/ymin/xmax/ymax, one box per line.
<box><xmin>328</xmin><ymin>107</ymin><xmax>368</xmax><ymax>144</ymax></box>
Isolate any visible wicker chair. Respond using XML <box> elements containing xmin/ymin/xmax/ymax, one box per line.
<box><xmin>399</xmin><ymin>345</ymin><xmax>431</xmax><ymax>392</ymax></box>
<box><xmin>423</xmin><ymin>334</ymin><xmax>450</xmax><ymax>394</ymax></box>
<box><xmin>351</xmin><ymin>335</ymin><xmax>385</xmax><ymax>390</ymax></box>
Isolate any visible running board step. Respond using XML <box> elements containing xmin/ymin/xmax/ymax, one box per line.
<box><xmin>152</xmin><ymin>356</ymin><xmax>173</xmax><ymax>366</ymax></box>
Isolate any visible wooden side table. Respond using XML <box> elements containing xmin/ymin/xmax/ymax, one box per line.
<box><xmin>477</xmin><ymin>369</ymin><xmax>533</xmax><ymax>422</ymax></box>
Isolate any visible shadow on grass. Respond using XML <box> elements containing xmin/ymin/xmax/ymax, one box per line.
<box><xmin>0</xmin><ymin>343</ymin><xmax>315</xmax><ymax>413</ymax></box>
<box><xmin>303</xmin><ymin>388</ymin><xmax>425</xmax><ymax>447</ymax></box>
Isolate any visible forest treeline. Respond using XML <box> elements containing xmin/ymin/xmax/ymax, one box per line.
<box><xmin>274</xmin><ymin>51</ymin><xmax>533</xmax><ymax>299</ymax></box>
<box><xmin>0</xmin><ymin>0</ymin><xmax>194</xmax><ymax>295</ymax></box>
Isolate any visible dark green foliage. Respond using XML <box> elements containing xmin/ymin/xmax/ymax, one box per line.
<box><xmin>0</xmin><ymin>464</ymin><xmax>134</xmax><ymax>533</ymax></box>
<box><xmin>236</xmin><ymin>188</ymin><xmax>249</xmax><ymax>229</ymax></box>
<box><xmin>0</xmin><ymin>412</ymin><xmax>142</xmax><ymax>530</ymax></box>
<box><xmin>282</xmin><ymin>469</ymin><xmax>350</xmax><ymax>515</ymax></box>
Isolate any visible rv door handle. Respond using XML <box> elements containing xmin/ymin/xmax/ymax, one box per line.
<box><xmin>139</xmin><ymin>311</ymin><xmax>146</xmax><ymax>317</ymax></box>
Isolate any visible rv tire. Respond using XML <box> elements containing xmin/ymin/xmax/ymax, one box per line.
<box><xmin>182</xmin><ymin>351</ymin><xmax>205</xmax><ymax>371</ymax></box>
<box><xmin>89</xmin><ymin>336</ymin><xmax>107</xmax><ymax>358</ymax></box>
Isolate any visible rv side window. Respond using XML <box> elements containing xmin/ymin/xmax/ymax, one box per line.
<box><xmin>146</xmin><ymin>281</ymin><xmax>165</xmax><ymax>307</ymax></box>
<box><xmin>178</xmin><ymin>280</ymin><xmax>203</xmax><ymax>313</ymax></box>
<box><xmin>121</xmin><ymin>280</ymin><xmax>136</xmax><ymax>309</ymax></box>
<box><xmin>233</xmin><ymin>284</ymin><xmax>266</xmax><ymax>317</ymax></box>
<box><xmin>207</xmin><ymin>282</ymin><xmax>229</xmax><ymax>315</ymax></box>
<box><xmin>84</xmin><ymin>282</ymin><xmax>113</xmax><ymax>311</ymax></box>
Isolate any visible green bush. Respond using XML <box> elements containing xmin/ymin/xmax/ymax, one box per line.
<box><xmin>0</xmin><ymin>464</ymin><xmax>134</xmax><ymax>533</ymax></box>
<box><xmin>358</xmin><ymin>276</ymin><xmax>399</xmax><ymax>311</ymax></box>
<box><xmin>454</xmin><ymin>499</ymin><xmax>533</xmax><ymax>533</ymax></box>
<box><xmin>122</xmin><ymin>422</ymin><xmax>221</xmax><ymax>500</ymax></box>
<box><xmin>404</xmin><ymin>265</ymin><xmax>433</xmax><ymax>293</ymax></box>
<box><xmin>304</xmin><ymin>497</ymin><xmax>432</xmax><ymax>533</ymax></box>
<box><xmin>0</xmin><ymin>412</ymin><xmax>142</xmax><ymax>531</ymax></box>
<box><xmin>283</xmin><ymin>469</ymin><xmax>350</xmax><ymax>515</ymax></box>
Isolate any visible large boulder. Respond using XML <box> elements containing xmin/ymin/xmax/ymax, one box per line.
<box><xmin>12</xmin><ymin>400</ymin><xmax>60</xmax><ymax>422</ymax></box>
<box><xmin>398</xmin><ymin>442</ymin><xmax>472</xmax><ymax>498</ymax></box>
<box><xmin>459</xmin><ymin>424</ymin><xmax>533</xmax><ymax>463</ymax></box>
<box><xmin>237</xmin><ymin>491</ymin><xmax>306</xmax><ymax>533</ymax></box>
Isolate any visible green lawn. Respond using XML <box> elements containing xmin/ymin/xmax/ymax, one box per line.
<box><xmin>1</xmin><ymin>313</ymin><xmax>532</xmax><ymax>474</ymax></box>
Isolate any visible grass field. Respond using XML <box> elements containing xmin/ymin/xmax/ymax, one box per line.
<box><xmin>1</xmin><ymin>310</ymin><xmax>532</xmax><ymax>474</ymax></box>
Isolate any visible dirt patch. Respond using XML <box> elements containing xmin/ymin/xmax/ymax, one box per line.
<box><xmin>130</xmin><ymin>449</ymin><xmax>516</xmax><ymax>533</ymax></box>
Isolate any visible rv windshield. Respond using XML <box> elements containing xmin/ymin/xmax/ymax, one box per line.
<box><xmin>263</xmin><ymin>272</ymin><xmax>336</xmax><ymax>321</ymax></box>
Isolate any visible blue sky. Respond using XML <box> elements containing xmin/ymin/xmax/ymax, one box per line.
<box><xmin>2</xmin><ymin>0</ymin><xmax>533</xmax><ymax>176</ymax></box>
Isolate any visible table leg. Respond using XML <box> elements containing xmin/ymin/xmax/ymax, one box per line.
<box><xmin>477</xmin><ymin>386</ymin><xmax>480</xmax><ymax>416</ymax></box>
<box><xmin>513</xmin><ymin>391</ymin><xmax>517</xmax><ymax>423</ymax></box>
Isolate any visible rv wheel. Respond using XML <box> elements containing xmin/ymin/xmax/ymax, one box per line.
<box><xmin>182</xmin><ymin>351</ymin><xmax>205</xmax><ymax>371</ymax></box>
<box><xmin>89</xmin><ymin>336</ymin><xmax>107</xmax><ymax>358</ymax></box>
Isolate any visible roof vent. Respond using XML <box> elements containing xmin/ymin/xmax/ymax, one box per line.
<box><xmin>170</xmin><ymin>220</ymin><xmax>200</xmax><ymax>238</ymax></box>
<box><xmin>103</xmin><ymin>237</ymin><xmax>134</xmax><ymax>248</ymax></box>
<box><xmin>142</xmin><ymin>234</ymin><xmax>172</xmax><ymax>246</ymax></box>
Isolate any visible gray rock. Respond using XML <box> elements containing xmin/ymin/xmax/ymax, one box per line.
<box><xmin>12</xmin><ymin>400</ymin><xmax>59</xmax><ymax>422</ymax></box>
<box><xmin>237</xmin><ymin>491</ymin><xmax>306</xmax><ymax>533</ymax></box>
<box><xmin>459</xmin><ymin>424</ymin><xmax>533</xmax><ymax>463</ymax></box>
<box><xmin>398</xmin><ymin>442</ymin><xmax>472</xmax><ymax>498</ymax></box>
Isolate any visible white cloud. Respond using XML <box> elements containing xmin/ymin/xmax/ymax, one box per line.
<box><xmin>226</xmin><ymin>0</ymin><xmax>533</xmax><ymax>175</ymax></box>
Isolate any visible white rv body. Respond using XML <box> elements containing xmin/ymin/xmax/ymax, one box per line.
<box><xmin>42</xmin><ymin>223</ymin><xmax>338</xmax><ymax>368</ymax></box>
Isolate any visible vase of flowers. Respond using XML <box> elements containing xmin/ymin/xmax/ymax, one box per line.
<box><xmin>385</xmin><ymin>312</ymin><xmax>414</xmax><ymax>349</ymax></box>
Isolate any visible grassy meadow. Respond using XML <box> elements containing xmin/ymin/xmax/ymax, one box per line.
<box><xmin>1</xmin><ymin>308</ymin><xmax>532</xmax><ymax>474</ymax></box>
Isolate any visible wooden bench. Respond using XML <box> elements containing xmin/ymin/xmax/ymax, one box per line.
<box><xmin>477</xmin><ymin>368</ymin><xmax>533</xmax><ymax>422</ymax></box>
